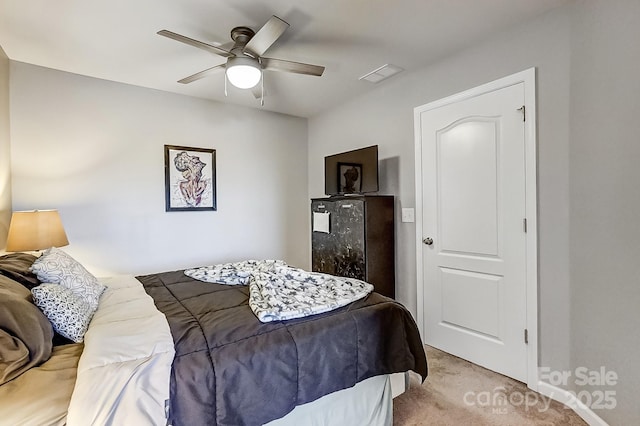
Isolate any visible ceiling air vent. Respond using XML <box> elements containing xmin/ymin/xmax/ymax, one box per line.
<box><xmin>359</xmin><ymin>64</ymin><xmax>404</xmax><ymax>83</ymax></box>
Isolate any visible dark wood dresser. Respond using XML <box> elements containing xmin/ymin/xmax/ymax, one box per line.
<box><xmin>311</xmin><ymin>195</ymin><xmax>395</xmax><ymax>298</ymax></box>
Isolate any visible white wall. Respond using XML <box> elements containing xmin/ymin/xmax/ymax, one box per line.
<box><xmin>0</xmin><ymin>46</ymin><xmax>11</xmax><ymax>247</ymax></box>
<box><xmin>9</xmin><ymin>62</ymin><xmax>310</xmax><ymax>276</ymax></box>
<box><xmin>569</xmin><ymin>1</ymin><xmax>640</xmax><ymax>424</ymax></box>
<box><xmin>309</xmin><ymin>6</ymin><xmax>572</xmax><ymax>373</ymax></box>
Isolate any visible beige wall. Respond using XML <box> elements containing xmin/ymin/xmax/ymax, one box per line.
<box><xmin>0</xmin><ymin>45</ymin><xmax>11</xmax><ymax>247</ymax></box>
<box><xmin>309</xmin><ymin>2</ymin><xmax>639</xmax><ymax>424</ymax></box>
<box><xmin>9</xmin><ymin>62</ymin><xmax>310</xmax><ymax>275</ymax></box>
<box><xmin>569</xmin><ymin>1</ymin><xmax>640</xmax><ymax>424</ymax></box>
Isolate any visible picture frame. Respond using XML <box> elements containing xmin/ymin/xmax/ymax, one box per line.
<box><xmin>337</xmin><ymin>162</ymin><xmax>362</xmax><ymax>194</ymax></box>
<box><xmin>164</xmin><ymin>145</ymin><xmax>216</xmax><ymax>211</ymax></box>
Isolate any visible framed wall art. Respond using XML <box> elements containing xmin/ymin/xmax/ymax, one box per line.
<box><xmin>164</xmin><ymin>145</ymin><xmax>216</xmax><ymax>211</ymax></box>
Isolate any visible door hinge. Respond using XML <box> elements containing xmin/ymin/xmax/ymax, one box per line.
<box><xmin>523</xmin><ymin>218</ymin><xmax>528</xmax><ymax>233</ymax></box>
<box><xmin>517</xmin><ymin>105</ymin><xmax>526</xmax><ymax>122</ymax></box>
<box><xmin>524</xmin><ymin>329</ymin><xmax>529</xmax><ymax>344</ymax></box>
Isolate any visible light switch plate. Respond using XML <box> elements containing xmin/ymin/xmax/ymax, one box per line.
<box><xmin>401</xmin><ymin>208</ymin><xmax>415</xmax><ymax>223</ymax></box>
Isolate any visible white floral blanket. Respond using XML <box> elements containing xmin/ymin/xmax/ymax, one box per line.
<box><xmin>184</xmin><ymin>260</ymin><xmax>374</xmax><ymax>322</ymax></box>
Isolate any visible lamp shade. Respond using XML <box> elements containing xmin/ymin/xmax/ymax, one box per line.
<box><xmin>5</xmin><ymin>210</ymin><xmax>69</xmax><ymax>252</ymax></box>
<box><xmin>226</xmin><ymin>57</ymin><xmax>262</xmax><ymax>89</ymax></box>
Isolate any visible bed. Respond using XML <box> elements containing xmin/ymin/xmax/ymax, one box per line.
<box><xmin>0</xmin><ymin>250</ymin><xmax>427</xmax><ymax>426</ymax></box>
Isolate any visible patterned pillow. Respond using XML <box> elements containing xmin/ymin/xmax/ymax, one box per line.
<box><xmin>30</xmin><ymin>247</ymin><xmax>105</xmax><ymax>310</ymax></box>
<box><xmin>31</xmin><ymin>284</ymin><xmax>95</xmax><ymax>343</ymax></box>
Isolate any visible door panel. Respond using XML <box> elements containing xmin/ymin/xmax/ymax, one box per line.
<box><xmin>439</xmin><ymin>119</ymin><xmax>500</xmax><ymax>256</ymax></box>
<box><xmin>440</xmin><ymin>268</ymin><xmax>501</xmax><ymax>338</ymax></box>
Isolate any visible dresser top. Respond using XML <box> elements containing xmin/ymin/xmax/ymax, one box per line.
<box><xmin>311</xmin><ymin>194</ymin><xmax>393</xmax><ymax>202</ymax></box>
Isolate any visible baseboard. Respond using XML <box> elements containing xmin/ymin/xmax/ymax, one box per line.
<box><xmin>537</xmin><ymin>381</ymin><xmax>609</xmax><ymax>426</ymax></box>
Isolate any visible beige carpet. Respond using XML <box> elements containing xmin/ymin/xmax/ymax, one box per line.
<box><xmin>393</xmin><ymin>346</ymin><xmax>587</xmax><ymax>426</ymax></box>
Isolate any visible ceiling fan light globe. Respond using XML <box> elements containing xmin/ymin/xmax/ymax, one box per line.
<box><xmin>226</xmin><ymin>57</ymin><xmax>262</xmax><ymax>89</ymax></box>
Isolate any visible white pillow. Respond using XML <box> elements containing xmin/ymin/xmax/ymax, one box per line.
<box><xmin>31</xmin><ymin>284</ymin><xmax>95</xmax><ymax>343</ymax></box>
<box><xmin>30</xmin><ymin>247</ymin><xmax>105</xmax><ymax>310</ymax></box>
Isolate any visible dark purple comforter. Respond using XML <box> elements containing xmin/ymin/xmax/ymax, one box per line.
<box><xmin>138</xmin><ymin>269</ymin><xmax>427</xmax><ymax>426</ymax></box>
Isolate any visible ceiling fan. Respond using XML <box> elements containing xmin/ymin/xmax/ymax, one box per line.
<box><xmin>158</xmin><ymin>15</ymin><xmax>325</xmax><ymax>105</ymax></box>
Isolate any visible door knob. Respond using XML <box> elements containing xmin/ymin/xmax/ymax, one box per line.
<box><xmin>423</xmin><ymin>237</ymin><xmax>433</xmax><ymax>246</ymax></box>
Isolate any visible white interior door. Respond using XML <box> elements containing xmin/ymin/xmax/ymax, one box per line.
<box><xmin>415</xmin><ymin>77</ymin><xmax>535</xmax><ymax>383</ymax></box>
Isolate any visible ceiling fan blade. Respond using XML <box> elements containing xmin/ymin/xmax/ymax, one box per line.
<box><xmin>243</xmin><ymin>16</ymin><xmax>289</xmax><ymax>57</ymax></box>
<box><xmin>261</xmin><ymin>57</ymin><xmax>325</xmax><ymax>76</ymax></box>
<box><xmin>178</xmin><ymin>64</ymin><xmax>226</xmax><ymax>84</ymax></box>
<box><xmin>158</xmin><ymin>30</ymin><xmax>233</xmax><ymax>58</ymax></box>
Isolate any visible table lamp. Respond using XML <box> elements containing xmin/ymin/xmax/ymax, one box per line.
<box><xmin>5</xmin><ymin>209</ymin><xmax>69</xmax><ymax>252</ymax></box>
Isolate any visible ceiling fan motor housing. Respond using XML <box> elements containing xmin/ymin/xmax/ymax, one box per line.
<box><xmin>225</xmin><ymin>26</ymin><xmax>262</xmax><ymax>89</ymax></box>
<box><xmin>230</xmin><ymin>27</ymin><xmax>255</xmax><ymax>50</ymax></box>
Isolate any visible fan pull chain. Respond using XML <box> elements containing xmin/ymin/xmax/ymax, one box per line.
<box><xmin>224</xmin><ymin>73</ymin><xmax>228</xmax><ymax>97</ymax></box>
<box><xmin>258</xmin><ymin>57</ymin><xmax>264</xmax><ymax>107</ymax></box>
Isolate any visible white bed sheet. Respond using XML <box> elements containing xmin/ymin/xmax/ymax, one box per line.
<box><xmin>266</xmin><ymin>374</ymin><xmax>394</xmax><ymax>426</ymax></box>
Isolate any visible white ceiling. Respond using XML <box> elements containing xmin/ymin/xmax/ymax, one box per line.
<box><xmin>0</xmin><ymin>0</ymin><xmax>567</xmax><ymax>118</ymax></box>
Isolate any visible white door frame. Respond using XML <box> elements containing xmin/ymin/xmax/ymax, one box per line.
<box><xmin>414</xmin><ymin>68</ymin><xmax>539</xmax><ymax>390</ymax></box>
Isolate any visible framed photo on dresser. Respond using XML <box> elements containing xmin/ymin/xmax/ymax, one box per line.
<box><xmin>337</xmin><ymin>162</ymin><xmax>362</xmax><ymax>194</ymax></box>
